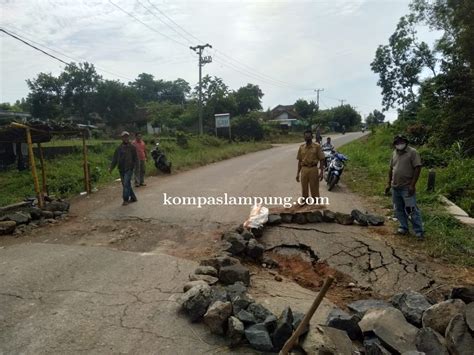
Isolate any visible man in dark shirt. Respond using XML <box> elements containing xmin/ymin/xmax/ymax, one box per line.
<box><xmin>385</xmin><ymin>134</ymin><xmax>424</xmax><ymax>239</ymax></box>
<box><xmin>109</xmin><ymin>131</ymin><xmax>138</xmax><ymax>206</ymax></box>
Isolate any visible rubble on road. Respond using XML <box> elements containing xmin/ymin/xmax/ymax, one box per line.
<box><xmin>177</xmin><ymin>212</ymin><xmax>473</xmax><ymax>354</ymax></box>
<box><xmin>0</xmin><ymin>198</ymin><xmax>70</xmax><ymax>236</ymax></box>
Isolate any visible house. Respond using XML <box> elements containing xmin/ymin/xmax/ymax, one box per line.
<box><xmin>268</xmin><ymin>105</ymin><xmax>301</xmax><ymax>127</ymax></box>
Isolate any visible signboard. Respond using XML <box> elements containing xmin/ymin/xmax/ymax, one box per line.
<box><xmin>215</xmin><ymin>113</ymin><xmax>230</xmax><ymax>128</ymax></box>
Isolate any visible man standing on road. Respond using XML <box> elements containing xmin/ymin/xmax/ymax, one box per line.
<box><xmin>296</xmin><ymin>130</ymin><xmax>325</xmax><ymax>202</ymax></box>
<box><xmin>385</xmin><ymin>134</ymin><xmax>424</xmax><ymax>239</ymax></box>
<box><xmin>132</xmin><ymin>132</ymin><xmax>147</xmax><ymax>187</ymax></box>
<box><xmin>109</xmin><ymin>131</ymin><xmax>138</xmax><ymax>206</ymax></box>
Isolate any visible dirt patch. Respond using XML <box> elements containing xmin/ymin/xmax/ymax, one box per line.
<box><xmin>267</xmin><ymin>250</ymin><xmax>381</xmax><ymax>309</ymax></box>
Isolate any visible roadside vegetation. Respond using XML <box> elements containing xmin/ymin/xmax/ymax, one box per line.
<box><xmin>0</xmin><ymin>135</ymin><xmax>271</xmax><ymax>207</ymax></box>
<box><xmin>339</xmin><ymin>127</ymin><xmax>474</xmax><ymax>266</ymax></box>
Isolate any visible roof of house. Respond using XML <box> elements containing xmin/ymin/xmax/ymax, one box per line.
<box><xmin>270</xmin><ymin>105</ymin><xmax>301</xmax><ymax>120</ymax></box>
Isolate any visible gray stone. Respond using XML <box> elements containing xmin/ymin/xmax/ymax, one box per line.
<box><xmin>53</xmin><ymin>211</ymin><xmax>63</xmax><ymax>217</ymax></box>
<box><xmin>302</xmin><ymin>325</ymin><xmax>353</xmax><ymax>355</ymax></box>
<box><xmin>445</xmin><ymin>314</ymin><xmax>474</xmax><ymax>355</ymax></box>
<box><xmin>293</xmin><ymin>213</ymin><xmax>307</xmax><ymax>224</ymax></box>
<box><xmin>227</xmin><ymin>316</ymin><xmax>244</xmax><ymax>346</ymax></box>
<box><xmin>402</xmin><ymin>351</ymin><xmax>425</xmax><ymax>355</ymax></box>
<box><xmin>40</xmin><ymin>210</ymin><xmax>54</xmax><ymax>219</ymax></box>
<box><xmin>415</xmin><ymin>327</ymin><xmax>449</xmax><ymax>355</ymax></box>
<box><xmin>348</xmin><ymin>299</ymin><xmax>391</xmax><ymax>318</ymax></box>
<box><xmin>267</xmin><ymin>214</ymin><xmax>282</xmax><ymax>225</ymax></box>
<box><xmin>422</xmin><ymin>299</ymin><xmax>466</xmax><ymax>335</ymax></box>
<box><xmin>280</xmin><ymin>213</ymin><xmax>293</xmax><ymax>223</ymax></box>
<box><xmin>364</xmin><ymin>336</ymin><xmax>392</xmax><ymax>355</ymax></box>
<box><xmin>219</xmin><ymin>264</ymin><xmax>250</xmax><ymax>286</ymax></box>
<box><xmin>247</xmin><ymin>302</ymin><xmax>274</xmax><ymax>323</ymax></box>
<box><xmin>466</xmin><ymin>302</ymin><xmax>474</xmax><ymax>332</ymax></box>
<box><xmin>222</xmin><ymin>231</ymin><xmax>247</xmax><ymax>255</ymax></box>
<box><xmin>181</xmin><ymin>284</ymin><xmax>212</xmax><ymax>322</ymax></box>
<box><xmin>25</xmin><ymin>207</ymin><xmax>42</xmax><ymax>220</ymax></box>
<box><xmin>335</xmin><ymin>212</ymin><xmax>354</xmax><ymax>225</ymax></box>
<box><xmin>240</xmin><ymin>230</ymin><xmax>254</xmax><ymax>240</ymax></box>
<box><xmin>194</xmin><ymin>265</ymin><xmax>218</xmax><ymax>277</ymax></box>
<box><xmin>236</xmin><ymin>309</ymin><xmax>257</xmax><ymax>325</ymax></box>
<box><xmin>327</xmin><ymin>307</ymin><xmax>362</xmax><ymax>340</ymax></box>
<box><xmin>263</xmin><ymin>314</ymin><xmax>277</xmax><ymax>333</ymax></box>
<box><xmin>250</xmin><ymin>227</ymin><xmax>263</xmax><ymax>238</ymax></box>
<box><xmin>245</xmin><ymin>239</ymin><xmax>264</xmax><ymax>260</ymax></box>
<box><xmin>183</xmin><ymin>280</ymin><xmax>208</xmax><ymax>292</ymax></box>
<box><xmin>359</xmin><ymin>308</ymin><xmax>418</xmax><ymax>353</ymax></box>
<box><xmin>203</xmin><ymin>301</ymin><xmax>233</xmax><ymax>335</ymax></box>
<box><xmin>272</xmin><ymin>306</ymin><xmax>294</xmax><ymax>351</ymax></box>
<box><xmin>5</xmin><ymin>212</ymin><xmax>31</xmax><ymax>225</ymax></box>
<box><xmin>244</xmin><ymin>323</ymin><xmax>274</xmax><ymax>352</ymax></box>
<box><xmin>225</xmin><ymin>282</ymin><xmax>247</xmax><ymax>300</ymax></box>
<box><xmin>292</xmin><ymin>311</ymin><xmax>309</xmax><ymax>335</ymax></box>
<box><xmin>199</xmin><ymin>255</ymin><xmax>239</xmax><ymax>271</ymax></box>
<box><xmin>0</xmin><ymin>221</ymin><xmax>16</xmax><ymax>235</ymax></box>
<box><xmin>234</xmin><ymin>224</ymin><xmax>244</xmax><ymax>234</ymax></box>
<box><xmin>322</xmin><ymin>209</ymin><xmax>336</xmax><ymax>222</ymax></box>
<box><xmin>391</xmin><ymin>290</ymin><xmax>431</xmax><ymax>326</ymax></box>
<box><xmin>209</xmin><ymin>286</ymin><xmax>228</xmax><ymax>304</ymax></box>
<box><xmin>367</xmin><ymin>214</ymin><xmax>385</xmax><ymax>226</ymax></box>
<box><xmin>189</xmin><ymin>274</ymin><xmax>218</xmax><ymax>285</ymax></box>
<box><xmin>231</xmin><ymin>294</ymin><xmax>254</xmax><ymax>314</ymax></box>
<box><xmin>305</xmin><ymin>210</ymin><xmax>323</xmax><ymax>223</ymax></box>
<box><xmin>261</xmin><ymin>256</ymin><xmax>279</xmax><ymax>268</ymax></box>
<box><xmin>44</xmin><ymin>200</ymin><xmax>69</xmax><ymax>212</ymax></box>
<box><xmin>450</xmin><ymin>286</ymin><xmax>474</xmax><ymax>304</ymax></box>
<box><xmin>351</xmin><ymin>209</ymin><xmax>369</xmax><ymax>226</ymax></box>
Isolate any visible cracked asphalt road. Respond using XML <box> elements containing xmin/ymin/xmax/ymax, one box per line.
<box><xmin>2</xmin><ymin>131</ymin><xmax>461</xmax><ymax>354</ymax></box>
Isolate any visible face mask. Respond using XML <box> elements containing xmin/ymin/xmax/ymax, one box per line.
<box><xmin>395</xmin><ymin>143</ymin><xmax>407</xmax><ymax>151</ymax></box>
<box><xmin>305</xmin><ymin>138</ymin><xmax>312</xmax><ymax>144</ymax></box>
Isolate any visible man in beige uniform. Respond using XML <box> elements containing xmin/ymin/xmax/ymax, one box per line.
<box><xmin>296</xmin><ymin>130</ymin><xmax>326</xmax><ymax>200</ymax></box>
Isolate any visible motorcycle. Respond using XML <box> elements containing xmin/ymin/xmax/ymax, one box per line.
<box><xmin>324</xmin><ymin>152</ymin><xmax>348</xmax><ymax>191</ymax></box>
<box><xmin>151</xmin><ymin>143</ymin><xmax>172</xmax><ymax>174</ymax></box>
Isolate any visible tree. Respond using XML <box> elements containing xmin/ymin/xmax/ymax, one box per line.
<box><xmin>93</xmin><ymin>80</ymin><xmax>138</xmax><ymax>126</ymax></box>
<box><xmin>365</xmin><ymin>109</ymin><xmax>386</xmax><ymax>126</ymax></box>
<box><xmin>231</xmin><ymin>114</ymin><xmax>264</xmax><ymax>141</ymax></box>
<box><xmin>234</xmin><ymin>83</ymin><xmax>263</xmax><ymax>115</ymax></box>
<box><xmin>60</xmin><ymin>62</ymin><xmax>101</xmax><ymax>119</ymax></box>
<box><xmin>130</xmin><ymin>73</ymin><xmax>157</xmax><ymax>102</ymax></box>
<box><xmin>294</xmin><ymin>99</ymin><xmax>318</xmax><ymax>119</ymax></box>
<box><xmin>146</xmin><ymin>101</ymin><xmax>184</xmax><ymax>130</ymax></box>
<box><xmin>332</xmin><ymin>105</ymin><xmax>361</xmax><ymax>130</ymax></box>
<box><xmin>26</xmin><ymin>72</ymin><xmax>64</xmax><ymax>120</ymax></box>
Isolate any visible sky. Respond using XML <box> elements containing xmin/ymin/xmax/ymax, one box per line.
<box><xmin>0</xmin><ymin>0</ymin><xmax>441</xmax><ymax>121</ymax></box>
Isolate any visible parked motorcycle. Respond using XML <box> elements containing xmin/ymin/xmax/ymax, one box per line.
<box><xmin>151</xmin><ymin>143</ymin><xmax>172</xmax><ymax>174</ymax></box>
<box><xmin>324</xmin><ymin>152</ymin><xmax>348</xmax><ymax>191</ymax></box>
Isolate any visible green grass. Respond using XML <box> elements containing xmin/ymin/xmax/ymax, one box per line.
<box><xmin>0</xmin><ymin>136</ymin><xmax>271</xmax><ymax>207</ymax></box>
<box><xmin>339</xmin><ymin>128</ymin><xmax>474</xmax><ymax>266</ymax></box>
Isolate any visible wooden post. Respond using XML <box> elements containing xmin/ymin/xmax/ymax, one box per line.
<box><xmin>26</xmin><ymin>128</ymin><xmax>43</xmax><ymax>208</ymax></box>
<box><xmin>279</xmin><ymin>276</ymin><xmax>335</xmax><ymax>355</ymax></box>
<box><xmin>37</xmin><ymin>142</ymin><xmax>47</xmax><ymax>195</ymax></box>
<box><xmin>82</xmin><ymin>131</ymin><xmax>91</xmax><ymax>194</ymax></box>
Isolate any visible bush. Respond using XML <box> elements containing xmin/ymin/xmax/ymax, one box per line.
<box><xmin>418</xmin><ymin>146</ymin><xmax>449</xmax><ymax>168</ymax></box>
<box><xmin>176</xmin><ymin>131</ymin><xmax>189</xmax><ymax>148</ymax></box>
<box><xmin>199</xmin><ymin>134</ymin><xmax>224</xmax><ymax>147</ymax></box>
<box><xmin>231</xmin><ymin>115</ymin><xmax>264</xmax><ymax>141</ymax></box>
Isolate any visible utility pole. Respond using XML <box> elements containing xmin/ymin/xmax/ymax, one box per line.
<box><xmin>314</xmin><ymin>88</ymin><xmax>324</xmax><ymax>109</ymax></box>
<box><xmin>190</xmin><ymin>44</ymin><xmax>212</xmax><ymax>135</ymax></box>
<box><xmin>339</xmin><ymin>99</ymin><xmax>346</xmax><ymax>106</ymax></box>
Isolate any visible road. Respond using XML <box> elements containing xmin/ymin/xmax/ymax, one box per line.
<box><xmin>1</xmin><ymin>131</ymin><xmax>460</xmax><ymax>354</ymax></box>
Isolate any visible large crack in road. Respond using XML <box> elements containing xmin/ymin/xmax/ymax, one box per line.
<box><xmin>260</xmin><ymin>224</ymin><xmax>436</xmax><ymax>297</ymax></box>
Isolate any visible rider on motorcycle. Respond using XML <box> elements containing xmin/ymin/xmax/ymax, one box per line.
<box><xmin>321</xmin><ymin>137</ymin><xmax>334</xmax><ymax>151</ymax></box>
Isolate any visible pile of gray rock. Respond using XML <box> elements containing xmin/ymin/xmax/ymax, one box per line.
<box><xmin>180</xmin><ymin>253</ymin><xmax>308</xmax><ymax>352</ymax></box>
<box><xmin>324</xmin><ymin>287</ymin><xmax>474</xmax><ymax>354</ymax></box>
<box><xmin>0</xmin><ymin>199</ymin><xmax>70</xmax><ymax>236</ymax></box>
<box><xmin>267</xmin><ymin>208</ymin><xmax>385</xmax><ymax>227</ymax></box>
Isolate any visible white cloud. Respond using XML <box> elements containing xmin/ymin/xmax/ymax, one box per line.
<box><xmin>1</xmin><ymin>0</ymin><xmax>440</xmax><ymax>120</ymax></box>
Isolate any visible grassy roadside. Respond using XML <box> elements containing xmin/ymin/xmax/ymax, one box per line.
<box><xmin>0</xmin><ymin>136</ymin><xmax>271</xmax><ymax>207</ymax></box>
<box><xmin>339</xmin><ymin>128</ymin><xmax>474</xmax><ymax>267</ymax></box>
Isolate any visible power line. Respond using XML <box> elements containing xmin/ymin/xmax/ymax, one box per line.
<box><xmin>108</xmin><ymin>0</ymin><xmax>189</xmax><ymax>48</ymax></box>
<box><xmin>1</xmin><ymin>28</ymin><xmax>70</xmax><ymax>65</ymax></box>
<box><xmin>1</xmin><ymin>26</ymin><xmax>134</xmax><ymax>81</ymax></box>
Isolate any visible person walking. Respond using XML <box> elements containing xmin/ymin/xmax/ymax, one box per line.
<box><xmin>132</xmin><ymin>132</ymin><xmax>147</xmax><ymax>187</ymax></box>
<box><xmin>109</xmin><ymin>131</ymin><xmax>138</xmax><ymax>206</ymax></box>
<box><xmin>296</xmin><ymin>130</ymin><xmax>325</xmax><ymax>203</ymax></box>
<box><xmin>385</xmin><ymin>134</ymin><xmax>424</xmax><ymax>239</ymax></box>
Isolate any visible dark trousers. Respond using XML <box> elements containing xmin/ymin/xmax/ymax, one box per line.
<box><xmin>120</xmin><ymin>170</ymin><xmax>137</xmax><ymax>202</ymax></box>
